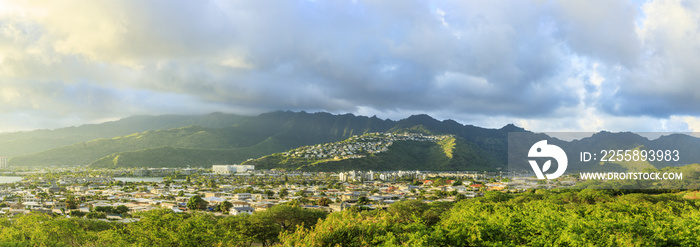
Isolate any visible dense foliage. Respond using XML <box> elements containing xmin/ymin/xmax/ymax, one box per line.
<box><xmin>282</xmin><ymin>190</ymin><xmax>700</xmax><ymax>246</ymax></box>
<box><xmin>0</xmin><ymin>205</ymin><xmax>327</xmax><ymax>246</ymax></box>
<box><xmin>0</xmin><ymin>190</ymin><xmax>698</xmax><ymax>246</ymax></box>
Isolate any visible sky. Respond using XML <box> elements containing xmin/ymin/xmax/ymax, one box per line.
<box><xmin>1</xmin><ymin>0</ymin><xmax>700</xmax><ymax>133</ymax></box>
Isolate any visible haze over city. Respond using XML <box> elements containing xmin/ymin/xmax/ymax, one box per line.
<box><xmin>1</xmin><ymin>0</ymin><xmax>699</xmax><ymax>133</ymax></box>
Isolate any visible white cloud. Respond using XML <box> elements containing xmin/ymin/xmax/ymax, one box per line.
<box><xmin>0</xmin><ymin>0</ymin><xmax>699</xmax><ymax>133</ymax></box>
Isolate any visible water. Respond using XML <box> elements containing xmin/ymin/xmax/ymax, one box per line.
<box><xmin>113</xmin><ymin>177</ymin><xmax>184</xmax><ymax>183</ymax></box>
<box><xmin>0</xmin><ymin>176</ymin><xmax>22</xmax><ymax>184</ymax></box>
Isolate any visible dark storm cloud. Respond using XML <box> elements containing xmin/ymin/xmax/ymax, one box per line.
<box><xmin>188</xmin><ymin>0</ymin><xmax>585</xmax><ymax>116</ymax></box>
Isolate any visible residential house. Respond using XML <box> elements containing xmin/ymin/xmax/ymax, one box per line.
<box><xmin>328</xmin><ymin>202</ymin><xmax>350</xmax><ymax>212</ymax></box>
<box><xmin>230</xmin><ymin>206</ymin><xmax>254</xmax><ymax>215</ymax></box>
<box><xmin>233</xmin><ymin>193</ymin><xmax>251</xmax><ymax>201</ymax></box>
<box><xmin>231</xmin><ymin>201</ymin><xmax>249</xmax><ymax>208</ymax></box>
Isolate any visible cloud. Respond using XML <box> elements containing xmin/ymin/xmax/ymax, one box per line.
<box><xmin>553</xmin><ymin>0</ymin><xmax>641</xmax><ymax>66</ymax></box>
<box><xmin>598</xmin><ymin>0</ymin><xmax>700</xmax><ymax>117</ymax></box>
<box><xmin>0</xmin><ymin>0</ymin><xmax>699</xmax><ymax>132</ymax></box>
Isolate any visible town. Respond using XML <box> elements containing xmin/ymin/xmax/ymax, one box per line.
<box><xmin>283</xmin><ymin>132</ymin><xmax>452</xmax><ymax>160</ymax></box>
<box><xmin>0</xmin><ymin>165</ymin><xmax>577</xmax><ymax>221</ymax></box>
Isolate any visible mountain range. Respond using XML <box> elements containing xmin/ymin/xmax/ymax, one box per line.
<box><xmin>3</xmin><ymin>111</ymin><xmax>700</xmax><ymax>172</ymax></box>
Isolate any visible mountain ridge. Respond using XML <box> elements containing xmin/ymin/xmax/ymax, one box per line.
<box><xmin>0</xmin><ymin>112</ymin><xmax>249</xmax><ymax>157</ymax></box>
<box><xmin>7</xmin><ymin>110</ymin><xmax>699</xmax><ymax>173</ymax></box>
<box><xmin>6</xmin><ymin>111</ymin><xmax>519</xmax><ymax>169</ymax></box>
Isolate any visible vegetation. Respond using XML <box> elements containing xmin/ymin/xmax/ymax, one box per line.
<box><xmin>282</xmin><ymin>190</ymin><xmax>700</xmax><ymax>246</ymax></box>
<box><xmin>245</xmin><ymin>137</ymin><xmax>502</xmax><ymax>172</ymax></box>
<box><xmin>89</xmin><ymin>145</ymin><xmax>279</xmax><ymax>168</ymax></box>
<box><xmin>186</xmin><ymin>195</ymin><xmax>208</xmax><ymax>211</ymax></box>
<box><xmin>9</xmin><ymin>110</ymin><xmax>700</xmax><ymax>174</ymax></box>
<box><xmin>0</xmin><ymin>205</ymin><xmax>327</xmax><ymax>246</ymax></box>
<box><xmin>7</xmin><ymin>111</ymin><xmax>521</xmax><ymax>171</ymax></box>
<box><xmin>10</xmin><ymin>111</ymin><xmax>399</xmax><ymax>168</ymax></box>
<box><xmin>0</xmin><ymin>190</ymin><xmax>697</xmax><ymax>246</ymax></box>
<box><xmin>0</xmin><ymin>112</ymin><xmax>247</xmax><ymax>157</ymax></box>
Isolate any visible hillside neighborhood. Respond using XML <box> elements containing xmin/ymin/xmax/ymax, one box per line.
<box><xmin>283</xmin><ymin>132</ymin><xmax>451</xmax><ymax>160</ymax></box>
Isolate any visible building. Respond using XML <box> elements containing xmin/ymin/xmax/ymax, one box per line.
<box><xmin>0</xmin><ymin>156</ymin><xmax>7</xmax><ymax>168</ymax></box>
<box><xmin>233</xmin><ymin>193</ymin><xmax>251</xmax><ymax>201</ymax></box>
<box><xmin>212</xmin><ymin>165</ymin><xmax>255</xmax><ymax>174</ymax></box>
<box><xmin>329</xmin><ymin>202</ymin><xmax>350</xmax><ymax>212</ymax></box>
<box><xmin>231</xmin><ymin>201</ymin><xmax>250</xmax><ymax>208</ymax></box>
<box><xmin>230</xmin><ymin>206</ymin><xmax>254</xmax><ymax>216</ymax></box>
<box><xmin>338</xmin><ymin>171</ymin><xmax>374</xmax><ymax>182</ymax></box>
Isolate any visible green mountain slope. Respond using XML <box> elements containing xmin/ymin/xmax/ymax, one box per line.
<box><xmin>9</xmin><ymin>125</ymin><xmax>271</xmax><ymax>167</ymax></box>
<box><xmin>90</xmin><ymin>137</ymin><xmax>285</xmax><ymax>168</ymax></box>
<box><xmin>9</xmin><ymin>111</ymin><xmax>396</xmax><ymax>167</ymax></box>
<box><xmin>0</xmin><ymin>112</ymin><xmax>247</xmax><ymax>157</ymax></box>
<box><xmin>242</xmin><ymin>135</ymin><xmax>502</xmax><ymax>172</ymax></box>
<box><xmin>7</xmin><ymin>111</ymin><xmax>531</xmax><ymax>170</ymax></box>
<box><xmin>13</xmin><ymin>110</ymin><xmax>700</xmax><ymax>173</ymax></box>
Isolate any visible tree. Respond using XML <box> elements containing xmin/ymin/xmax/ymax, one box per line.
<box><xmin>255</xmin><ymin>205</ymin><xmax>328</xmax><ymax>232</ymax></box>
<box><xmin>246</xmin><ymin>212</ymin><xmax>282</xmax><ymax>246</ymax></box>
<box><xmin>69</xmin><ymin>210</ymin><xmax>86</xmax><ymax>217</ymax></box>
<box><xmin>264</xmin><ymin>190</ymin><xmax>275</xmax><ymax>198</ymax></box>
<box><xmin>434</xmin><ymin>178</ymin><xmax>446</xmax><ymax>186</ymax></box>
<box><xmin>94</xmin><ymin>206</ymin><xmax>114</xmax><ymax>213</ymax></box>
<box><xmin>86</xmin><ymin>212</ymin><xmax>107</xmax><ymax>219</ymax></box>
<box><xmin>36</xmin><ymin>192</ymin><xmax>49</xmax><ymax>203</ymax></box>
<box><xmin>187</xmin><ymin>195</ymin><xmax>208</xmax><ymax>211</ymax></box>
<box><xmin>455</xmin><ymin>193</ymin><xmax>467</xmax><ymax>201</ymax></box>
<box><xmin>479</xmin><ymin>191</ymin><xmax>513</xmax><ymax>203</ymax></box>
<box><xmin>178</xmin><ymin>190</ymin><xmax>185</xmax><ymax>197</ymax></box>
<box><xmin>115</xmin><ymin>205</ymin><xmax>129</xmax><ymax>214</ymax></box>
<box><xmin>66</xmin><ymin>195</ymin><xmax>78</xmax><ymax>210</ymax></box>
<box><xmin>357</xmin><ymin>196</ymin><xmax>370</xmax><ymax>206</ymax></box>
<box><xmin>387</xmin><ymin>199</ymin><xmax>432</xmax><ymax>223</ymax></box>
<box><xmin>279</xmin><ymin>188</ymin><xmax>289</xmax><ymax>198</ymax></box>
<box><xmin>218</xmin><ymin>201</ymin><xmax>233</xmax><ymax>213</ymax></box>
<box><xmin>317</xmin><ymin>197</ymin><xmax>332</xmax><ymax>206</ymax></box>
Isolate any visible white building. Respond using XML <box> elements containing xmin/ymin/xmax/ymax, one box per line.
<box><xmin>338</xmin><ymin>171</ymin><xmax>374</xmax><ymax>182</ymax></box>
<box><xmin>212</xmin><ymin>165</ymin><xmax>254</xmax><ymax>174</ymax></box>
<box><xmin>0</xmin><ymin>156</ymin><xmax>7</xmax><ymax>168</ymax></box>
<box><xmin>233</xmin><ymin>193</ymin><xmax>252</xmax><ymax>201</ymax></box>
<box><xmin>230</xmin><ymin>206</ymin><xmax>254</xmax><ymax>215</ymax></box>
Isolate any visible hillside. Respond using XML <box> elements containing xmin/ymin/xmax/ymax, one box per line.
<box><xmin>90</xmin><ymin>137</ymin><xmax>285</xmax><ymax>168</ymax></box>
<box><xmin>0</xmin><ymin>112</ymin><xmax>247</xmax><ymax>157</ymax></box>
<box><xmin>8</xmin><ymin>111</ymin><xmax>700</xmax><ymax>172</ymax></box>
<box><xmin>9</xmin><ymin>111</ymin><xmax>398</xmax><ymax>167</ymax></box>
<box><xmin>242</xmin><ymin>133</ymin><xmax>502</xmax><ymax>171</ymax></box>
<box><xmin>8</xmin><ymin>111</ymin><xmax>515</xmax><ymax>170</ymax></box>
<box><xmin>10</xmin><ymin>125</ymin><xmax>272</xmax><ymax>167</ymax></box>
